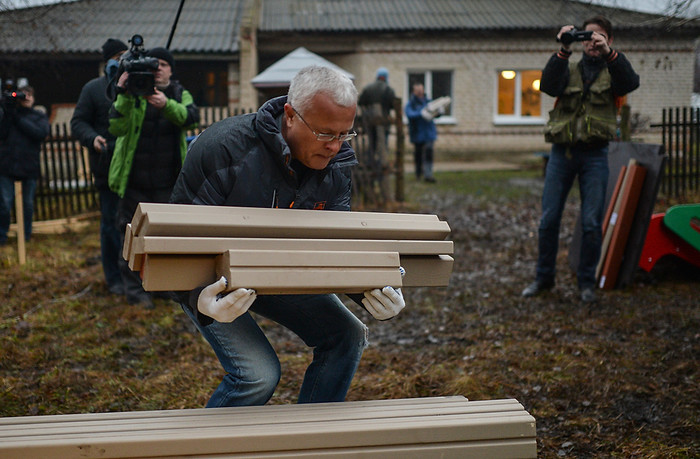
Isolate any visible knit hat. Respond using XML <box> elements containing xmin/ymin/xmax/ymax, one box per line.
<box><xmin>376</xmin><ymin>67</ymin><xmax>389</xmax><ymax>80</ymax></box>
<box><xmin>147</xmin><ymin>47</ymin><xmax>175</xmax><ymax>70</ymax></box>
<box><xmin>101</xmin><ymin>38</ymin><xmax>128</xmax><ymax>61</ymax></box>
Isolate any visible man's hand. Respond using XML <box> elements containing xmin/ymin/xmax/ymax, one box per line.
<box><xmin>197</xmin><ymin>276</ymin><xmax>257</xmax><ymax>323</ymax></box>
<box><xmin>117</xmin><ymin>71</ymin><xmax>129</xmax><ymax>89</ymax></box>
<box><xmin>146</xmin><ymin>89</ymin><xmax>167</xmax><ymax>109</ymax></box>
<box><xmin>362</xmin><ymin>286</ymin><xmax>405</xmax><ymax>320</ymax></box>
<box><xmin>93</xmin><ymin>135</ymin><xmax>107</xmax><ymax>152</ymax></box>
<box><xmin>557</xmin><ymin>25</ymin><xmax>575</xmax><ymax>51</ymax></box>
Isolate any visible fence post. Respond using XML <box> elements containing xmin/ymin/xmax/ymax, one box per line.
<box><xmin>14</xmin><ymin>181</ymin><xmax>26</xmax><ymax>265</ymax></box>
<box><xmin>393</xmin><ymin>97</ymin><xmax>404</xmax><ymax>203</ymax></box>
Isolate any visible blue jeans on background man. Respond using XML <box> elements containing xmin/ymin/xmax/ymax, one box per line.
<box><xmin>0</xmin><ymin>176</ymin><xmax>37</xmax><ymax>244</ymax></box>
<box><xmin>536</xmin><ymin>143</ymin><xmax>609</xmax><ymax>289</ymax></box>
<box><xmin>99</xmin><ymin>188</ymin><xmax>123</xmax><ymax>292</ymax></box>
<box><xmin>182</xmin><ymin>293</ymin><xmax>368</xmax><ymax>407</ymax></box>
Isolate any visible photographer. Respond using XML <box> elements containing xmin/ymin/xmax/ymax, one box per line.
<box><xmin>108</xmin><ymin>46</ymin><xmax>199</xmax><ymax>308</ymax></box>
<box><xmin>71</xmin><ymin>38</ymin><xmax>128</xmax><ymax>296</ymax></box>
<box><xmin>522</xmin><ymin>15</ymin><xmax>639</xmax><ymax>303</ymax></box>
<box><xmin>0</xmin><ymin>85</ymin><xmax>50</xmax><ymax>246</ymax></box>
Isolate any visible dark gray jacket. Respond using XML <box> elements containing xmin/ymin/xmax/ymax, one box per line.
<box><xmin>170</xmin><ymin>95</ymin><xmax>358</xmax><ymax>322</ymax></box>
<box><xmin>71</xmin><ymin>75</ymin><xmax>115</xmax><ymax>190</ymax></box>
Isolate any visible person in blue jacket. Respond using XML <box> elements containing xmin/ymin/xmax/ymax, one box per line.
<box><xmin>404</xmin><ymin>83</ymin><xmax>438</xmax><ymax>183</ymax></box>
<box><xmin>0</xmin><ymin>85</ymin><xmax>50</xmax><ymax>245</ymax></box>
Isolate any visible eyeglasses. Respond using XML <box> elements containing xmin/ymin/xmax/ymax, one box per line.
<box><xmin>291</xmin><ymin>106</ymin><xmax>357</xmax><ymax>143</ymax></box>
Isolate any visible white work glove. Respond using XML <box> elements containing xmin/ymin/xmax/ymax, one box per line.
<box><xmin>197</xmin><ymin>276</ymin><xmax>257</xmax><ymax>323</ymax></box>
<box><xmin>362</xmin><ymin>286</ymin><xmax>405</xmax><ymax>320</ymax></box>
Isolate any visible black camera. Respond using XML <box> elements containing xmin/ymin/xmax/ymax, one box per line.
<box><xmin>118</xmin><ymin>34</ymin><xmax>159</xmax><ymax>96</ymax></box>
<box><xmin>557</xmin><ymin>29</ymin><xmax>593</xmax><ymax>46</ymax></box>
<box><xmin>1</xmin><ymin>79</ymin><xmax>26</xmax><ymax>107</ymax></box>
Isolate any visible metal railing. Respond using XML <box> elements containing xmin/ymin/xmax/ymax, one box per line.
<box><xmin>655</xmin><ymin>107</ymin><xmax>700</xmax><ymax>198</ymax></box>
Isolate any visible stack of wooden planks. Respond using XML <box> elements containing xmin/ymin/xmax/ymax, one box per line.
<box><xmin>123</xmin><ymin>203</ymin><xmax>454</xmax><ymax>293</ymax></box>
<box><xmin>0</xmin><ymin>396</ymin><xmax>537</xmax><ymax>458</ymax></box>
<box><xmin>597</xmin><ymin>159</ymin><xmax>647</xmax><ymax>289</ymax></box>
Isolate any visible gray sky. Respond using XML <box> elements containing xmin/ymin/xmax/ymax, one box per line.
<box><xmin>1</xmin><ymin>0</ymin><xmax>698</xmax><ymax>17</ymax></box>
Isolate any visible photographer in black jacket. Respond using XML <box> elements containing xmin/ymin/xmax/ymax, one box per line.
<box><xmin>522</xmin><ymin>15</ymin><xmax>639</xmax><ymax>303</ymax></box>
<box><xmin>71</xmin><ymin>38</ymin><xmax>128</xmax><ymax>295</ymax></box>
<box><xmin>0</xmin><ymin>85</ymin><xmax>50</xmax><ymax>245</ymax></box>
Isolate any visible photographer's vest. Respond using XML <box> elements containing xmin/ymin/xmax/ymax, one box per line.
<box><xmin>544</xmin><ymin>61</ymin><xmax>617</xmax><ymax>146</ymax></box>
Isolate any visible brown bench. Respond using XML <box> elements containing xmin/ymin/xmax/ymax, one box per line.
<box><xmin>0</xmin><ymin>396</ymin><xmax>536</xmax><ymax>458</ymax></box>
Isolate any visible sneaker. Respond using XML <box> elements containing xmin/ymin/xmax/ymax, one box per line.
<box><xmin>580</xmin><ymin>287</ymin><xmax>597</xmax><ymax>303</ymax></box>
<box><xmin>425</xmin><ymin>177</ymin><xmax>437</xmax><ymax>183</ymax></box>
<box><xmin>521</xmin><ymin>280</ymin><xmax>554</xmax><ymax>297</ymax></box>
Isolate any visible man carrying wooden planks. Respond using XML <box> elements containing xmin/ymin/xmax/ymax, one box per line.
<box><xmin>169</xmin><ymin>66</ymin><xmax>405</xmax><ymax>407</ymax></box>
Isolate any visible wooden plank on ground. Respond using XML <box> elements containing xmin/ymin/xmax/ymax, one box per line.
<box><xmin>0</xmin><ymin>397</ymin><xmax>536</xmax><ymax>459</ymax></box>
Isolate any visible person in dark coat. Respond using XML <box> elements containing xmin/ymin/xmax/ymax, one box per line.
<box><xmin>521</xmin><ymin>15</ymin><xmax>640</xmax><ymax>303</ymax></box>
<box><xmin>0</xmin><ymin>85</ymin><xmax>50</xmax><ymax>245</ymax></box>
<box><xmin>71</xmin><ymin>38</ymin><xmax>128</xmax><ymax>295</ymax></box>
<box><xmin>170</xmin><ymin>65</ymin><xmax>406</xmax><ymax>408</ymax></box>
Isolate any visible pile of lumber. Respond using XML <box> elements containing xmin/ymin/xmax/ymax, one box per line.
<box><xmin>124</xmin><ymin>203</ymin><xmax>453</xmax><ymax>293</ymax></box>
<box><xmin>597</xmin><ymin>159</ymin><xmax>647</xmax><ymax>289</ymax></box>
<box><xmin>0</xmin><ymin>396</ymin><xmax>536</xmax><ymax>458</ymax></box>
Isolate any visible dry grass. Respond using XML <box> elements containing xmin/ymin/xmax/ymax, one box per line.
<box><xmin>0</xmin><ymin>165</ymin><xmax>698</xmax><ymax>457</ymax></box>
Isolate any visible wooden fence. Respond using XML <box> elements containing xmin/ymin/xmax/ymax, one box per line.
<box><xmin>14</xmin><ymin>103</ymin><xmax>404</xmax><ymax>226</ymax></box>
<box><xmin>654</xmin><ymin>107</ymin><xmax>700</xmax><ymax>198</ymax></box>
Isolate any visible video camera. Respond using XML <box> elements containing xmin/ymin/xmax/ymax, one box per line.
<box><xmin>557</xmin><ymin>28</ymin><xmax>593</xmax><ymax>46</ymax></box>
<box><xmin>118</xmin><ymin>34</ymin><xmax>159</xmax><ymax>97</ymax></box>
<box><xmin>1</xmin><ymin>79</ymin><xmax>26</xmax><ymax>108</ymax></box>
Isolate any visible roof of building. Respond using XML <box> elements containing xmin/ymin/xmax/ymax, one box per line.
<box><xmin>0</xmin><ymin>0</ymin><xmax>244</xmax><ymax>55</ymax></box>
<box><xmin>259</xmin><ymin>0</ymin><xmax>696</xmax><ymax>33</ymax></box>
<box><xmin>251</xmin><ymin>47</ymin><xmax>354</xmax><ymax>88</ymax></box>
<box><xmin>0</xmin><ymin>0</ymin><xmax>697</xmax><ymax>56</ymax></box>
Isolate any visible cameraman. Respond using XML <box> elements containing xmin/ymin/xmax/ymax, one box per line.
<box><xmin>0</xmin><ymin>85</ymin><xmax>50</xmax><ymax>246</ymax></box>
<box><xmin>71</xmin><ymin>38</ymin><xmax>128</xmax><ymax>296</ymax></box>
<box><xmin>108</xmin><ymin>47</ymin><xmax>199</xmax><ymax>308</ymax></box>
<box><xmin>522</xmin><ymin>15</ymin><xmax>639</xmax><ymax>303</ymax></box>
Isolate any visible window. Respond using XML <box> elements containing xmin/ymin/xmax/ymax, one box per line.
<box><xmin>407</xmin><ymin>70</ymin><xmax>454</xmax><ymax>121</ymax></box>
<box><xmin>495</xmin><ymin>69</ymin><xmax>543</xmax><ymax>124</ymax></box>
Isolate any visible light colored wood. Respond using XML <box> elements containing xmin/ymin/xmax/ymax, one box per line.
<box><xmin>0</xmin><ymin>397</ymin><xmax>536</xmax><ymax>459</ymax></box>
<box><xmin>137</xmin><ymin>211</ymin><xmax>450</xmax><ymax>241</ymax></box>
<box><xmin>14</xmin><ymin>181</ymin><xmax>26</xmax><ymax>265</ymax></box>
<box><xmin>139</xmin><ymin>253</ymin><xmax>450</xmax><ymax>291</ymax></box>
<box><xmin>130</xmin><ymin>203</ymin><xmax>443</xmax><ymax>237</ymax></box>
<box><xmin>400</xmin><ymin>255</ymin><xmax>454</xmax><ymax>287</ymax></box>
<box><xmin>123</xmin><ymin>223</ymin><xmax>133</xmax><ymax>261</ymax></box>
<box><xmin>141</xmin><ymin>254</ymin><xmax>215</xmax><ymax>291</ymax></box>
<box><xmin>127</xmin><ymin>236</ymin><xmax>453</xmax><ymax>271</ymax></box>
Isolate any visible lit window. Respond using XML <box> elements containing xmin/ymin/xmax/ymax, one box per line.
<box><xmin>495</xmin><ymin>69</ymin><xmax>543</xmax><ymax>124</ymax></box>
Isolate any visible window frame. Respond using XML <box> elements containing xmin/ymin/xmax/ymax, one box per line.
<box><xmin>493</xmin><ymin>69</ymin><xmax>545</xmax><ymax>126</ymax></box>
<box><xmin>405</xmin><ymin>69</ymin><xmax>456</xmax><ymax>125</ymax></box>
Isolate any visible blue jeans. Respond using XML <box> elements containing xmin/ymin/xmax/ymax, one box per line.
<box><xmin>99</xmin><ymin>189</ymin><xmax>122</xmax><ymax>288</ymax></box>
<box><xmin>182</xmin><ymin>293</ymin><xmax>368</xmax><ymax>407</ymax></box>
<box><xmin>536</xmin><ymin>144</ymin><xmax>609</xmax><ymax>289</ymax></box>
<box><xmin>0</xmin><ymin>176</ymin><xmax>37</xmax><ymax>243</ymax></box>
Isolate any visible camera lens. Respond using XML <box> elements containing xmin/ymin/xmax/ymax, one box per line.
<box><xmin>131</xmin><ymin>34</ymin><xmax>144</xmax><ymax>47</ymax></box>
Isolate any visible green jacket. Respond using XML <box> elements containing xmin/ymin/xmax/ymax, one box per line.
<box><xmin>544</xmin><ymin>61</ymin><xmax>617</xmax><ymax>145</ymax></box>
<box><xmin>108</xmin><ymin>84</ymin><xmax>198</xmax><ymax>197</ymax></box>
